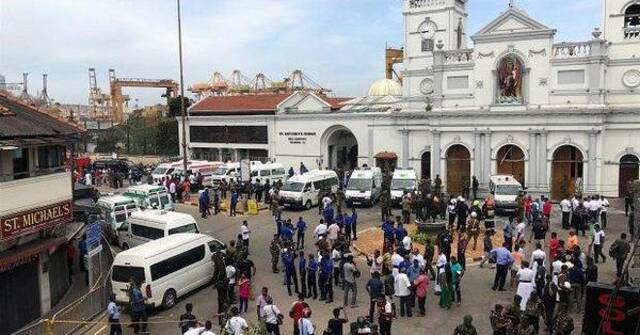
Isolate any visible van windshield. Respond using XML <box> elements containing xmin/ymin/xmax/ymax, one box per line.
<box><xmin>282</xmin><ymin>182</ymin><xmax>304</xmax><ymax>192</ymax></box>
<box><xmin>496</xmin><ymin>185</ymin><xmax>521</xmax><ymax>195</ymax></box>
<box><xmin>169</xmin><ymin>223</ymin><xmax>199</xmax><ymax>235</ymax></box>
<box><xmin>213</xmin><ymin>167</ymin><xmax>228</xmax><ymax>176</ymax></box>
<box><xmin>112</xmin><ymin>265</ymin><xmax>145</xmax><ymax>283</ymax></box>
<box><xmin>391</xmin><ymin>179</ymin><xmax>416</xmax><ymax>190</ymax></box>
<box><xmin>347</xmin><ymin>178</ymin><xmax>371</xmax><ymax>191</ymax></box>
<box><xmin>159</xmin><ymin>194</ymin><xmax>171</xmax><ymax>207</ymax></box>
<box><xmin>152</xmin><ymin>167</ymin><xmax>168</xmax><ymax>175</ymax></box>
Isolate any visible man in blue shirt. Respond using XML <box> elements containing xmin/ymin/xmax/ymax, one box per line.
<box><xmin>230</xmin><ymin>190</ymin><xmax>238</xmax><ymax>217</ymax></box>
<box><xmin>365</xmin><ymin>271</ymin><xmax>384</xmax><ymax>321</ymax></box>
<box><xmin>298</xmin><ymin>251</ymin><xmax>307</xmax><ymax>298</ymax></box>
<box><xmin>503</xmin><ymin>217</ymin><xmax>514</xmax><ymax>251</ymax></box>
<box><xmin>323</xmin><ymin>204</ymin><xmax>335</xmax><ymax>225</ymax></box>
<box><xmin>335</xmin><ymin>211</ymin><xmax>345</xmax><ymax>229</ymax></box>
<box><xmin>107</xmin><ymin>293</ymin><xmax>122</xmax><ymax>335</ymax></box>
<box><xmin>319</xmin><ymin>252</ymin><xmax>334</xmax><ymax>303</ymax></box>
<box><xmin>351</xmin><ymin>207</ymin><xmax>358</xmax><ymax>241</ymax></box>
<box><xmin>295</xmin><ymin>217</ymin><xmax>307</xmax><ymax>250</ymax></box>
<box><xmin>282</xmin><ymin>249</ymin><xmax>299</xmax><ymax>296</ymax></box>
<box><xmin>395</xmin><ymin>223</ymin><xmax>407</xmax><ymax>247</ymax></box>
<box><xmin>490</xmin><ymin>242</ymin><xmax>514</xmax><ymax>291</ymax></box>
<box><xmin>280</xmin><ymin>223</ymin><xmax>294</xmax><ymax>242</ymax></box>
<box><xmin>130</xmin><ymin>280</ymin><xmax>147</xmax><ymax>334</ymax></box>
<box><xmin>382</xmin><ymin>220</ymin><xmax>395</xmax><ymax>253</ymax></box>
<box><xmin>307</xmin><ymin>254</ymin><xmax>319</xmax><ymax>299</ymax></box>
<box><xmin>343</xmin><ymin>214</ymin><xmax>353</xmax><ymax>244</ymax></box>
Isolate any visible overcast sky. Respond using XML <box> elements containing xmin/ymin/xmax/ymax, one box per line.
<box><xmin>0</xmin><ymin>0</ymin><xmax>600</xmax><ymax>105</ymax></box>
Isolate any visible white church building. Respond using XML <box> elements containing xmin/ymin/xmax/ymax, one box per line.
<box><xmin>181</xmin><ymin>0</ymin><xmax>640</xmax><ymax>199</ymax></box>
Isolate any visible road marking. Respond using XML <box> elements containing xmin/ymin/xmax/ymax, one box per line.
<box><xmin>93</xmin><ymin>325</ymin><xmax>106</xmax><ymax>334</ymax></box>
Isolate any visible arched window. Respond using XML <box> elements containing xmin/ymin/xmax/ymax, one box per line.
<box><xmin>496</xmin><ymin>55</ymin><xmax>525</xmax><ymax>105</ymax></box>
<box><xmin>625</xmin><ymin>4</ymin><xmax>640</xmax><ymax>39</ymax></box>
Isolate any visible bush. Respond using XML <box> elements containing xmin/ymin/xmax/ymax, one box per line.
<box><xmin>410</xmin><ymin>231</ymin><xmax>432</xmax><ymax>245</ymax></box>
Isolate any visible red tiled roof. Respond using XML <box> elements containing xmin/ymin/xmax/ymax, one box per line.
<box><xmin>190</xmin><ymin>93</ymin><xmax>292</xmax><ymax>115</ymax></box>
<box><xmin>324</xmin><ymin>97</ymin><xmax>351</xmax><ymax>109</ymax></box>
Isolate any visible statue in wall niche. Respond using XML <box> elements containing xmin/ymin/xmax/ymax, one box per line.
<box><xmin>496</xmin><ymin>55</ymin><xmax>524</xmax><ymax>104</ymax></box>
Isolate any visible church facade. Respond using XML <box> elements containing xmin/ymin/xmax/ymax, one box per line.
<box><xmin>182</xmin><ymin>0</ymin><xmax>640</xmax><ymax>199</ymax></box>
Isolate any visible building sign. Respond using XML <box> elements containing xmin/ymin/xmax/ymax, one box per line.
<box><xmin>1</xmin><ymin>201</ymin><xmax>72</xmax><ymax>241</ymax></box>
<box><xmin>279</xmin><ymin>131</ymin><xmax>317</xmax><ymax>145</ymax></box>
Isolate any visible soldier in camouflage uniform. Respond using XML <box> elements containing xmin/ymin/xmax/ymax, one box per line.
<box><xmin>524</xmin><ymin>293</ymin><xmax>545</xmax><ymax>333</ymax></box>
<box><xmin>505</xmin><ymin>295</ymin><xmax>522</xmax><ymax>331</ymax></box>
<box><xmin>269</xmin><ymin>234</ymin><xmax>281</xmax><ymax>273</ymax></box>
<box><xmin>553</xmin><ymin>304</ymin><xmax>575</xmax><ymax>335</ymax></box>
<box><xmin>453</xmin><ymin>315</ymin><xmax>478</xmax><ymax>335</ymax></box>
<box><xmin>380</xmin><ymin>191</ymin><xmax>391</xmax><ymax>221</ymax></box>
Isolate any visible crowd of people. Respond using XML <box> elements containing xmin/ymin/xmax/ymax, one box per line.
<box><xmin>99</xmin><ymin>161</ymin><xmax>636</xmax><ymax>335</ymax></box>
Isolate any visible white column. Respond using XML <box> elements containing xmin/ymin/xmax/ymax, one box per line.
<box><xmin>538</xmin><ymin>130</ymin><xmax>548</xmax><ymax>192</ymax></box>
<box><xmin>401</xmin><ymin>129</ymin><xmax>410</xmax><ymax>168</ymax></box>
<box><xmin>368</xmin><ymin>128</ymin><xmax>375</xmax><ymax>167</ymax></box>
<box><xmin>473</xmin><ymin>130</ymin><xmax>482</xmax><ymax>180</ymax></box>
<box><xmin>432</xmin><ymin>130</ymin><xmax>441</xmax><ymax>177</ymax></box>
<box><xmin>587</xmin><ymin>129</ymin><xmax>598</xmax><ymax>193</ymax></box>
<box><xmin>483</xmin><ymin>131</ymin><xmax>492</xmax><ymax>186</ymax></box>
<box><xmin>528</xmin><ymin>130</ymin><xmax>538</xmax><ymax>189</ymax></box>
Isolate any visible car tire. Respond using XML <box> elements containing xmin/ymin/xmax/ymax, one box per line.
<box><xmin>305</xmin><ymin>200</ymin><xmax>312</xmax><ymax>210</ymax></box>
<box><xmin>162</xmin><ymin>289</ymin><xmax>177</xmax><ymax>309</ymax></box>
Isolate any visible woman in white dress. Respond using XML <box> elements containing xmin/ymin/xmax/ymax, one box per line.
<box><xmin>516</xmin><ymin>260</ymin><xmax>535</xmax><ymax>311</ymax></box>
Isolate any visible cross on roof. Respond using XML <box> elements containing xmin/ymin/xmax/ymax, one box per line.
<box><xmin>509</xmin><ymin>0</ymin><xmax>515</xmax><ymax>7</ymax></box>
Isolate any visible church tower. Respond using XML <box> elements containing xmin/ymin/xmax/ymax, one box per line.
<box><xmin>402</xmin><ymin>0</ymin><xmax>468</xmax><ymax>112</ymax></box>
<box><xmin>603</xmin><ymin>0</ymin><xmax>640</xmax><ymax>58</ymax></box>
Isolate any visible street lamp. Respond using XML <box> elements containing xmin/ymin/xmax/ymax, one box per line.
<box><xmin>176</xmin><ymin>0</ymin><xmax>188</xmax><ymax>173</ymax></box>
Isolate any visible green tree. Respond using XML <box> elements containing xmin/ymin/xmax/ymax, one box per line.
<box><xmin>167</xmin><ymin>96</ymin><xmax>192</xmax><ymax>117</ymax></box>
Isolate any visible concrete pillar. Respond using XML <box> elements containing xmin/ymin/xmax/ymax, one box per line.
<box><xmin>538</xmin><ymin>130</ymin><xmax>549</xmax><ymax>192</ymax></box>
<box><xmin>218</xmin><ymin>148</ymin><xmax>223</xmax><ymax>162</ymax></box>
<box><xmin>432</xmin><ymin>130</ymin><xmax>441</xmax><ymax>177</ymax></box>
<box><xmin>38</xmin><ymin>252</ymin><xmax>51</xmax><ymax>315</ymax></box>
<box><xmin>473</xmin><ymin>130</ymin><xmax>482</xmax><ymax>180</ymax></box>
<box><xmin>483</xmin><ymin>131</ymin><xmax>492</xmax><ymax>186</ymax></box>
<box><xmin>587</xmin><ymin>129</ymin><xmax>599</xmax><ymax>192</ymax></box>
<box><xmin>401</xmin><ymin>129</ymin><xmax>409</xmax><ymax>168</ymax></box>
<box><xmin>528</xmin><ymin>130</ymin><xmax>538</xmax><ymax>189</ymax></box>
<box><xmin>367</xmin><ymin>128</ymin><xmax>374</xmax><ymax>167</ymax></box>
<box><xmin>233</xmin><ymin>149</ymin><xmax>239</xmax><ymax>162</ymax></box>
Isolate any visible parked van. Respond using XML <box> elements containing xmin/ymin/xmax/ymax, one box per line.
<box><xmin>345</xmin><ymin>167</ymin><xmax>383</xmax><ymax>207</ymax></box>
<box><xmin>123</xmin><ymin>184</ymin><xmax>174</xmax><ymax>211</ymax></box>
<box><xmin>210</xmin><ymin>161</ymin><xmax>263</xmax><ymax>187</ymax></box>
<box><xmin>489</xmin><ymin>174</ymin><xmax>523</xmax><ymax>212</ymax></box>
<box><xmin>151</xmin><ymin>161</ymin><xmax>181</xmax><ymax>184</ymax></box>
<box><xmin>279</xmin><ymin>170</ymin><xmax>339</xmax><ymax>209</ymax></box>
<box><xmin>96</xmin><ymin>195</ymin><xmax>140</xmax><ymax>240</ymax></box>
<box><xmin>250</xmin><ymin>163</ymin><xmax>287</xmax><ymax>184</ymax></box>
<box><xmin>111</xmin><ymin>233</ymin><xmax>226</xmax><ymax>309</ymax></box>
<box><xmin>117</xmin><ymin>210</ymin><xmax>200</xmax><ymax>249</ymax></box>
<box><xmin>390</xmin><ymin>168</ymin><xmax>418</xmax><ymax>206</ymax></box>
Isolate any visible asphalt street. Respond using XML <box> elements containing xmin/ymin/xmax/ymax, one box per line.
<box><xmin>90</xmin><ymin>199</ymin><xmax>628</xmax><ymax>335</ymax></box>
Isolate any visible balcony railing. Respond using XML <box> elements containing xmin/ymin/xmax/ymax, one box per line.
<box><xmin>443</xmin><ymin>49</ymin><xmax>474</xmax><ymax>65</ymax></box>
<box><xmin>624</xmin><ymin>26</ymin><xmax>640</xmax><ymax>40</ymax></box>
<box><xmin>408</xmin><ymin>0</ymin><xmax>446</xmax><ymax>8</ymax></box>
<box><xmin>552</xmin><ymin>42</ymin><xmax>591</xmax><ymax>59</ymax></box>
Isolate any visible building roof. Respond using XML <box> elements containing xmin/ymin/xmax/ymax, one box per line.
<box><xmin>0</xmin><ymin>93</ymin><xmax>84</xmax><ymax>145</ymax></box>
<box><xmin>189</xmin><ymin>93</ymin><xmax>350</xmax><ymax>115</ymax></box>
<box><xmin>190</xmin><ymin>93</ymin><xmax>292</xmax><ymax>115</ymax></box>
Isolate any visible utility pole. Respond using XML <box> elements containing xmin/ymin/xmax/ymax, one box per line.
<box><xmin>177</xmin><ymin>0</ymin><xmax>188</xmax><ymax>173</ymax></box>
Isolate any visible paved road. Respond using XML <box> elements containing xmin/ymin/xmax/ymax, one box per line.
<box><xmin>89</xmin><ymin>199</ymin><xmax>627</xmax><ymax>335</ymax></box>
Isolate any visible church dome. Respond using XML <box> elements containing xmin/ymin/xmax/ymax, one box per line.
<box><xmin>367</xmin><ymin>78</ymin><xmax>402</xmax><ymax>97</ymax></box>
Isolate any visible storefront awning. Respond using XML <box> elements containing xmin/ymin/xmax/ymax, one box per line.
<box><xmin>0</xmin><ymin>237</ymin><xmax>66</xmax><ymax>272</ymax></box>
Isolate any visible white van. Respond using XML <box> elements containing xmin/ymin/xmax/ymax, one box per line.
<box><xmin>210</xmin><ymin>161</ymin><xmax>264</xmax><ymax>187</ymax></box>
<box><xmin>345</xmin><ymin>167</ymin><xmax>383</xmax><ymax>207</ymax></box>
<box><xmin>111</xmin><ymin>233</ymin><xmax>226</xmax><ymax>309</ymax></box>
<box><xmin>390</xmin><ymin>168</ymin><xmax>418</xmax><ymax>206</ymax></box>
<box><xmin>279</xmin><ymin>170</ymin><xmax>339</xmax><ymax>209</ymax></box>
<box><xmin>117</xmin><ymin>210</ymin><xmax>200</xmax><ymax>249</ymax></box>
<box><xmin>123</xmin><ymin>184</ymin><xmax>174</xmax><ymax>211</ymax></box>
<box><xmin>250</xmin><ymin>163</ymin><xmax>287</xmax><ymax>185</ymax></box>
<box><xmin>96</xmin><ymin>195</ymin><xmax>140</xmax><ymax>239</ymax></box>
<box><xmin>489</xmin><ymin>174</ymin><xmax>523</xmax><ymax>212</ymax></box>
<box><xmin>151</xmin><ymin>162</ymin><xmax>181</xmax><ymax>184</ymax></box>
